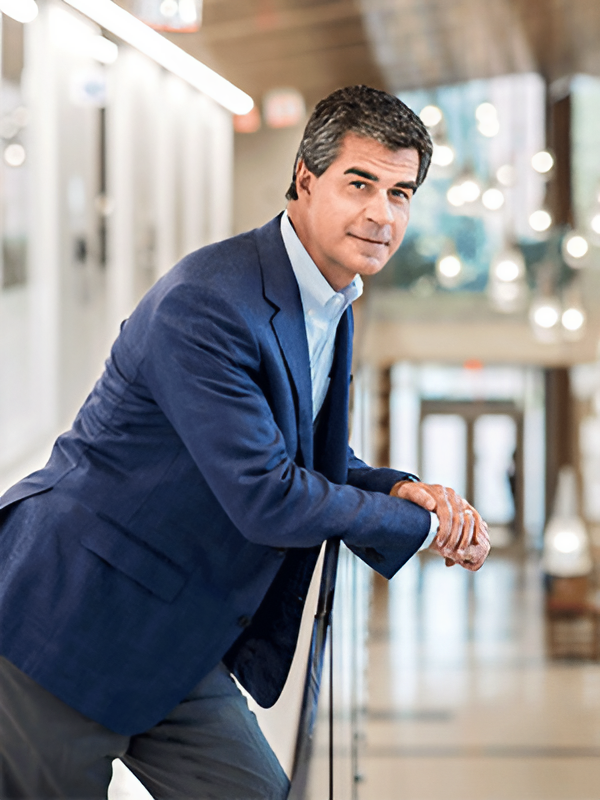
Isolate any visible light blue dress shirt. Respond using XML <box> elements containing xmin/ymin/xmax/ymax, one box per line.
<box><xmin>280</xmin><ymin>211</ymin><xmax>363</xmax><ymax>421</ymax></box>
<box><xmin>280</xmin><ymin>211</ymin><xmax>439</xmax><ymax>549</ymax></box>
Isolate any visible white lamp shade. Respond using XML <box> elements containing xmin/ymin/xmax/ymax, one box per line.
<box><xmin>542</xmin><ymin>516</ymin><xmax>592</xmax><ymax>576</ymax></box>
<box><xmin>542</xmin><ymin>466</ymin><xmax>593</xmax><ymax>577</ymax></box>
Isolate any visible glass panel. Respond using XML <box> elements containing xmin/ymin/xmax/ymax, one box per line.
<box><xmin>421</xmin><ymin>413</ymin><xmax>467</xmax><ymax>497</ymax></box>
<box><xmin>371</xmin><ymin>72</ymin><xmax>546</xmax><ymax>294</ymax></box>
<box><xmin>474</xmin><ymin>414</ymin><xmax>516</xmax><ymax>535</ymax></box>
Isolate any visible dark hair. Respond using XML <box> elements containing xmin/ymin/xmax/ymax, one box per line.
<box><xmin>286</xmin><ymin>85</ymin><xmax>433</xmax><ymax>201</ymax></box>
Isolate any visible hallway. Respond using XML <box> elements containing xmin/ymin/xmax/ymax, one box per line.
<box><xmin>358</xmin><ymin>551</ymin><xmax>600</xmax><ymax>799</ymax></box>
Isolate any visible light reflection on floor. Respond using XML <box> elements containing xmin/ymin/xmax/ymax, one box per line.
<box><xmin>110</xmin><ymin>549</ymin><xmax>600</xmax><ymax>799</ymax></box>
<box><xmin>362</xmin><ymin>552</ymin><xmax>600</xmax><ymax>800</ymax></box>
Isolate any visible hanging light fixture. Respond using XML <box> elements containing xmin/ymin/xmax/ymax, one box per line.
<box><xmin>491</xmin><ymin>248</ymin><xmax>525</xmax><ymax>283</ymax></box>
<box><xmin>531</xmin><ymin>150</ymin><xmax>554</xmax><ymax>176</ymax></box>
<box><xmin>561</xmin><ymin>279</ymin><xmax>587</xmax><ymax>341</ymax></box>
<box><xmin>488</xmin><ymin>247</ymin><xmax>527</xmax><ymax>313</ymax></box>
<box><xmin>562</xmin><ymin>306</ymin><xmax>586</xmax><ymax>335</ymax></box>
<box><xmin>447</xmin><ymin>183</ymin><xmax>465</xmax><ymax>208</ymax></box>
<box><xmin>446</xmin><ymin>169</ymin><xmax>482</xmax><ymax>209</ymax></box>
<box><xmin>531</xmin><ymin>300</ymin><xmax>560</xmax><ymax>328</ymax></box>
<box><xmin>481</xmin><ymin>186</ymin><xmax>505</xmax><ymax>211</ymax></box>
<box><xmin>3</xmin><ymin>143</ymin><xmax>26</xmax><ymax>167</ymax></box>
<box><xmin>421</xmin><ymin>102</ymin><xmax>454</xmax><ymax>170</ymax></box>
<box><xmin>419</xmin><ymin>104</ymin><xmax>443</xmax><ymax>129</ymax></box>
<box><xmin>436</xmin><ymin>248</ymin><xmax>464</xmax><ymax>289</ymax></box>
<box><xmin>460</xmin><ymin>178</ymin><xmax>481</xmax><ymax>203</ymax></box>
<box><xmin>562</xmin><ymin>231</ymin><xmax>590</xmax><ymax>268</ymax></box>
<box><xmin>475</xmin><ymin>102</ymin><xmax>500</xmax><ymax>137</ymax></box>
<box><xmin>529</xmin><ymin>295</ymin><xmax>562</xmax><ymax>343</ymax></box>
<box><xmin>431</xmin><ymin>142</ymin><xmax>455</xmax><ymax>168</ymax></box>
<box><xmin>496</xmin><ymin>164</ymin><xmax>517</xmax><ymax>187</ymax></box>
<box><xmin>529</xmin><ymin>209</ymin><xmax>553</xmax><ymax>233</ymax></box>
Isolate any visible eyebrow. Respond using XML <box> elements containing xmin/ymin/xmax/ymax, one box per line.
<box><xmin>344</xmin><ymin>167</ymin><xmax>417</xmax><ymax>193</ymax></box>
<box><xmin>344</xmin><ymin>167</ymin><xmax>378</xmax><ymax>181</ymax></box>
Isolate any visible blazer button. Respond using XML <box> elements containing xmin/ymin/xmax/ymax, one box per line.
<box><xmin>275</xmin><ymin>548</ymin><xmax>286</xmax><ymax>556</ymax></box>
<box><xmin>237</xmin><ymin>614</ymin><xmax>252</xmax><ymax>629</ymax></box>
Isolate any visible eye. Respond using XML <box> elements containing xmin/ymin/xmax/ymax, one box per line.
<box><xmin>350</xmin><ymin>180</ymin><xmax>367</xmax><ymax>190</ymax></box>
<box><xmin>390</xmin><ymin>188</ymin><xmax>410</xmax><ymax>201</ymax></box>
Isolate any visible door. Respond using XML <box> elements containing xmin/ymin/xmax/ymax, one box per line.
<box><xmin>420</xmin><ymin>401</ymin><xmax>524</xmax><ymax>547</ymax></box>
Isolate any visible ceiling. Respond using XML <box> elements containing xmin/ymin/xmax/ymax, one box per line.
<box><xmin>150</xmin><ymin>0</ymin><xmax>600</xmax><ymax>110</ymax></box>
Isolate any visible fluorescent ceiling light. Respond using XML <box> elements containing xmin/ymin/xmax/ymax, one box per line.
<box><xmin>62</xmin><ymin>0</ymin><xmax>253</xmax><ymax>115</ymax></box>
<box><xmin>0</xmin><ymin>0</ymin><xmax>39</xmax><ymax>23</ymax></box>
<box><xmin>90</xmin><ymin>34</ymin><xmax>119</xmax><ymax>64</ymax></box>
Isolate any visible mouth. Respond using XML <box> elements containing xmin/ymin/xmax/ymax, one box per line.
<box><xmin>347</xmin><ymin>233</ymin><xmax>390</xmax><ymax>247</ymax></box>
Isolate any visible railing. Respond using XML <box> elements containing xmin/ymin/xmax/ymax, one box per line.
<box><xmin>288</xmin><ymin>542</ymin><xmax>371</xmax><ymax>800</ymax></box>
<box><xmin>288</xmin><ymin>539</ymin><xmax>339</xmax><ymax>800</ymax></box>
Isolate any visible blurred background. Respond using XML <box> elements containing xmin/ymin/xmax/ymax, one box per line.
<box><xmin>2</xmin><ymin>1</ymin><xmax>600</xmax><ymax>798</ymax></box>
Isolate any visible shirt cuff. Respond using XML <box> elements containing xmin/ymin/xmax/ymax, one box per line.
<box><xmin>419</xmin><ymin>512</ymin><xmax>439</xmax><ymax>551</ymax></box>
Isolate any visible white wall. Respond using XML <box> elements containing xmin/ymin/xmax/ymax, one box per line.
<box><xmin>0</xmin><ymin>1</ymin><xmax>233</xmax><ymax>488</ymax></box>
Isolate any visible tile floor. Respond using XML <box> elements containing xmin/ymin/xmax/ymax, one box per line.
<box><xmin>43</xmin><ymin>539</ymin><xmax>600</xmax><ymax>800</ymax></box>
<box><xmin>328</xmin><ymin>551</ymin><xmax>600</xmax><ymax>800</ymax></box>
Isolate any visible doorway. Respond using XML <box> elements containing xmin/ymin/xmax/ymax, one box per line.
<box><xmin>420</xmin><ymin>400</ymin><xmax>524</xmax><ymax>547</ymax></box>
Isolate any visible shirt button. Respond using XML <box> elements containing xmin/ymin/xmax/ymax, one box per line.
<box><xmin>237</xmin><ymin>614</ymin><xmax>252</xmax><ymax>629</ymax></box>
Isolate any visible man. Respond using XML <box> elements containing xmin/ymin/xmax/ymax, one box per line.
<box><xmin>0</xmin><ymin>85</ymin><xmax>489</xmax><ymax>798</ymax></box>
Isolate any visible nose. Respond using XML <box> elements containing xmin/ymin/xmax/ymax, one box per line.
<box><xmin>366</xmin><ymin>188</ymin><xmax>394</xmax><ymax>226</ymax></box>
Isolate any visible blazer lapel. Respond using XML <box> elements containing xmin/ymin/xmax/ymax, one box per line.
<box><xmin>313</xmin><ymin>307</ymin><xmax>353</xmax><ymax>483</ymax></box>
<box><xmin>254</xmin><ymin>217</ymin><xmax>314</xmax><ymax>468</ymax></box>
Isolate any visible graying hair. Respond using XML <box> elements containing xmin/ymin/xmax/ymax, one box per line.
<box><xmin>286</xmin><ymin>85</ymin><xmax>433</xmax><ymax>201</ymax></box>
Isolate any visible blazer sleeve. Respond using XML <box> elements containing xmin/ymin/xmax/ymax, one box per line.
<box><xmin>347</xmin><ymin>444</ymin><xmax>420</xmax><ymax>495</ymax></box>
<box><xmin>141</xmin><ymin>283</ymin><xmax>430</xmax><ymax>578</ymax></box>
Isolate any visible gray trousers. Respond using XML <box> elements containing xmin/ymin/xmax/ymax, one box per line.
<box><xmin>0</xmin><ymin>657</ymin><xmax>290</xmax><ymax>800</ymax></box>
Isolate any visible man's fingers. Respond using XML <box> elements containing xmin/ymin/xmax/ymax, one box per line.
<box><xmin>470</xmin><ymin>507</ymin><xmax>487</xmax><ymax>545</ymax></box>
<box><xmin>433</xmin><ymin>486</ymin><xmax>453</xmax><ymax>547</ymax></box>
<box><xmin>394</xmin><ymin>481</ymin><xmax>491</xmax><ymax>572</ymax></box>
<box><xmin>440</xmin><ymin>488</ymin><xmax>464</xmax><ymax>552</ymax></box>
<box><xmin>460</xmin><ymin>541</ymin><xmax>490</xmax><ymax>571</ymax></box>
<box><xmin>394</xmin><ymin>482</ymin><xmax>437</xmax><ymax>511</ymax></box>
<box><xmin>458</xmin><ymin>508</ymin><xmax>475</xmax><ymax>553</ymax></box>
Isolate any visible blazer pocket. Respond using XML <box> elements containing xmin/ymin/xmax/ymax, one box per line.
<box><xmin>80</xmin><ymin>522</ymin><xmax>188</xmax><ymax>603</ymax></box>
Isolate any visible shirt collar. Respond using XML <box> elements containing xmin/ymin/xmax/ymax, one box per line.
<box><xmin>280</xmin><ymin>211</ymin><xmax>363</xmax><ymax>316</ymax></box>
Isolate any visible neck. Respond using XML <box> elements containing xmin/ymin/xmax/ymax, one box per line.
<box><xmin>286</xmin><ymin>205</ymin><xmax>355</xmax><ymax>292</ymax></box>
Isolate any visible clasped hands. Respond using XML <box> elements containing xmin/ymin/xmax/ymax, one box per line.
<box><xmin>390</xmin><ymin>481</ymin><xmax>490</xmax><ymax>571</ymax></box>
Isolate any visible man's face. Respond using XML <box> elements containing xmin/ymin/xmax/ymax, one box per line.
<box><xmin>288</xmin><ymin>132</ymin><xmax>420</xmax><ymax>291</ymax></box>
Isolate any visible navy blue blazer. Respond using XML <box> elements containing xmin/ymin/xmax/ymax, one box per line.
<box><xmin>0</xmin><ymin>216</ymin><xmax>430</xmax><ymax>735</ymax></box>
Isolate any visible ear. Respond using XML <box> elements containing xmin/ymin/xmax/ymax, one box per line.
<box><xmin>295</xmin><ymin>159</ymin><xmax>314</xmax><ymax>197</ymax></box>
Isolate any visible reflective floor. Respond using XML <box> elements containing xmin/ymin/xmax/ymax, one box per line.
<box><xmin>356</xmin><ymin>552</ymin><xmax>600</xmax><ymax>800</ymax></box>
<box><xmin>51</xmin><ymin>543</ymin><xmax>600</xmax><ymax>799</ymax></box>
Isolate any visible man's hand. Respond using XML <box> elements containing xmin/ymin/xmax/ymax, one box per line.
<box><xmin>390</xmin><ymin>481</ymin><xmax>490</xmax><ymax>571</ymax></box>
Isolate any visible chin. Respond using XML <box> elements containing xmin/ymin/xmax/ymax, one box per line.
<box><xmin>355</xmin><ymin>257</ymin><xmax>388</xmax><ymax>276</ymax></box>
